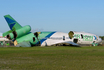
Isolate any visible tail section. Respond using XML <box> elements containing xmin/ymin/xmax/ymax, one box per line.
<box><xmin>3</xmin><ymin>15</ymin><xmax>22</xmax><ymax>37</ymax></box>
<box><xmin>4</xmin><ymin>15</ymin><xmax>22</xmax><ymax>30</ymax></box>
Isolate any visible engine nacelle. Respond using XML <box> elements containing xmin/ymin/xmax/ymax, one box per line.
<box><xmin>68</xmin><ymin>31</ymin><xmax>74</xmax><ymax>39</ymax></box>
<box><xmin>68</xmin><ymin>31</ymin><xmax>78</xmax><ymax>43</ymax></box>
<box><xmin>14</xmin><ymin>33</ymin><xmax>38</xmax><ymax>46</ymax></box>
<box><xmin>7</xmin><ymin>25</ymin><xmax>31</xmax><ymax>40</ymax></box>
<box><xmin>7</xmin><ymin>32</ymin><xmax>14</xmax><ymax>40</ymax></box>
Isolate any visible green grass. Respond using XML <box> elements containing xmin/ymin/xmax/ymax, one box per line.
<box><xmin>0</xmin><ymin>46</ymin><xmax>104</xmax><ymax>70</ymax></box>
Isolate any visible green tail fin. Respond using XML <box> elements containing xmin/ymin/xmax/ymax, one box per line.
<box><xmin>4</xmin><ymin>15</ymin><xmax>22</xmax><ymax>30</ymax></box>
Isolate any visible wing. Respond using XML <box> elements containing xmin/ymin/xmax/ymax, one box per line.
<box><xmin>64</xmin><ymin>41</ymin><xmax>79</xmax><ymax>46</ymax></box>
<box><xmin>53</xmin><ymin>41</ymin><xmax>79</xmax><ymax>46</ymax></box>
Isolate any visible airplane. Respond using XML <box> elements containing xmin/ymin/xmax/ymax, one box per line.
<box><xmin>2</xmin><ymin>15</ymin><xmax>102</xmax><ymax>47</ymax></box>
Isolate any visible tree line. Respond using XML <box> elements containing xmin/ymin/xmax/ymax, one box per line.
<box><xmin>99</xmin><ymin>36</ymin><xmax>104</xmax><ymax>40</ymax></box>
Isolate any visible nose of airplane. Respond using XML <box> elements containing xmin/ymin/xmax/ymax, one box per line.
<box><xmin>98</xmin><ymin>38</ymin><xmax>102</xmax><ymax>43</ymax></box>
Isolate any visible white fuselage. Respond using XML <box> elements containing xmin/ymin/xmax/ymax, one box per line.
<box><xmin>72</xmin><ymin>32</ymin><xmax>102</xmax><ymax>44</ymax></box>
<box><xmin>41</xmin><ymin>32</ymin><xmax>102</xmax><ymax>46</ymax></box>
<box><xmin>41</xmin><ymin>32</ymin><xmax>71</xmax><ymax>46</ymax></box>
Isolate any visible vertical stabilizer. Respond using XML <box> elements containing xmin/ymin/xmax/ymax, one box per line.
<box><xmin>4</xmin><ymin>15</ymin><xmax>22</xmax><ymax>30</ymax></box>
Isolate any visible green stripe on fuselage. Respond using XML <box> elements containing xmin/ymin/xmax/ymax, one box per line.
<box><xmin>74</xmin><ymin>34</ymin><xmax>93</xmax><ymax>41</ymax></box>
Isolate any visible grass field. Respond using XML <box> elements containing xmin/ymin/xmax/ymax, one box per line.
<box><xmin>0</xmin><ymin>46</ymin><xmax>104</xmax><ymax>70</ymax></box>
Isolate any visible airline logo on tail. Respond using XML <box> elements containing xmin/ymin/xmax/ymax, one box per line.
<box><xmin>4</xmin><ymin>15</ymin><xmax>22</xmax><ymax>31</ymax></box>
<box><xmin>4</xmin><ymin>16</ymin><xmax>16</xmax><ymax>30</ymax></box>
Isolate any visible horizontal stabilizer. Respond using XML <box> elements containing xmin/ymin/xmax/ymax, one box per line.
<box><xmin>3</xmin><ymin>30</ymin><xmax>13</xmax><ymax>37</ymax></box>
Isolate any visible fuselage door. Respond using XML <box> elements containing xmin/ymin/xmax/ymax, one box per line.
<box><xmin>81</xmin><ymin>34</ymin><xmax>83</xmax><ymax>39</ymax></box>
<box><xmin>63</xmin><ymin>36</ymin><xmax>65</xmax><ymax>40</ymax></box>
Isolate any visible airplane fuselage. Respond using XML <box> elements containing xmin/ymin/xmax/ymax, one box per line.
<box><xmin>35</xmin><ymin>31</ymin><xmax>102</xmax><ymax>46</ymax></box>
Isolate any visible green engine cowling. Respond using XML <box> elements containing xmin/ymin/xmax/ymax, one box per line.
<box><xmin>14</xmin><ymin>33</ymin><xmax>38</xmax><ymax>46</ymax></box>
<box><xmin>7</xmin><ymin>25</ymin><xmax>31</xmax><ymax>40</ymax></box>
<box><xmin>7</xmin><ymin>32</ymin><xmax>14</xmax><ymax>39</ymax></box>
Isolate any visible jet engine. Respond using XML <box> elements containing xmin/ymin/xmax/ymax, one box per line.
<box><xmin>68</xmin><ymin>31</ymin><xmax>78</xmax><ymax>43</ymax></box>
<box><xmin>68</xmin><ymin>31</ymin><xmax>74</xmax><ymax>39</ymax></box>
<box><xmin>7</xmin><ymin>25</ymin><xmax>31</xmax><ymax>40</ymax></box>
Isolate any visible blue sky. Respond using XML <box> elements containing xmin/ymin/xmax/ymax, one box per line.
<box><xmin>0</xmin><ymin>0</ymin><xmax>104</xmax><ymax>36</ymax></box>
